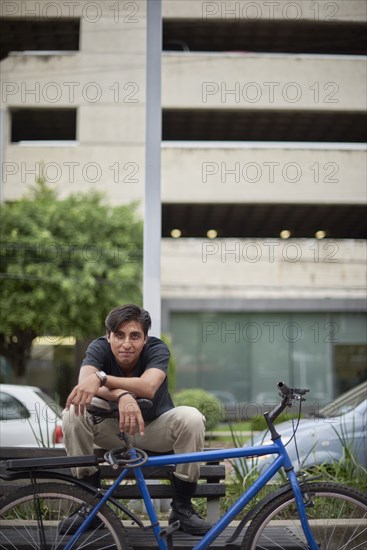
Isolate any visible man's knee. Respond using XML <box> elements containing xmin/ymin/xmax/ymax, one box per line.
<box><xmin>173</xmin><ymin>406</ymin><xmax>206</xmax><ymax>434</ymax></box>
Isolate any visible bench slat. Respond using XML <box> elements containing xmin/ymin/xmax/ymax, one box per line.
<box><xmin>111</xmin><ymin>484</ymin><xmax>226</xmax><ymax>499</ymax></box>
<box><xmin>0</xmin><ymin>446</ymin><xmax>226</xmax><ymax>523</ymax></box>
<box><xmin>0</xmin><ymin>448</ymin><xmax>225</xmax><ymax>482</ymax></box>
<box><xmin>99</xmin><ymin>464</ymin><xmax>225</xmax><ymax>480</ymax></box>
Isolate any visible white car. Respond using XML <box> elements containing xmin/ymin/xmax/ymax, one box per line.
<box><xmin>235</xmin><ymin>382</ymin><xmax>367</xmax><ymax>476</ymax></box>
<box><xmin>0</xmin><ymin>384</ymin><xmax>63</xmax><ymax>446</ymax></box>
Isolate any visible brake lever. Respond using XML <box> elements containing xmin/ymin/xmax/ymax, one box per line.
<box><xmin>137</xmin><ymin>398</ymin><xmax>153</xmax><ymax>410</ymax></box>
<box><xmin>277</xmin><ymin>381</ymin><xmax>310</xmax><ymax>399</ymax></box>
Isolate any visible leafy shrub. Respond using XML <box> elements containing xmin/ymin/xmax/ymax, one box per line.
<box><xmin>173</xmin><ymin>389</ymin><xmax>222</xmax><ymax>431</ymax></box>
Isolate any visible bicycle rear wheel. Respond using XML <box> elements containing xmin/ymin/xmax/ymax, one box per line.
<box><xmin>241</xmin><ymin>482</ymin><xmax>367</xmax><ymax>550</ymax></box>
<box><xmin>0</xmin><ymin>482</ymin><xmax>132</xmax><ymax>550</ymax></box>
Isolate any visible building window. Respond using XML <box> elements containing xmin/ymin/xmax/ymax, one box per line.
<box><xmin>11</xmin><ymin>108</ymin><xmax>77</xmax><ymax>142</ymax></box>
<box><xmin>162</xmin><ymin>203</ymin><xmax>367</xmax><ymax>240</ymax></box>
<box><xmin>169</xmin><ymin>311</ymin><xmax>367</xmax><ymax>406</ymax></box>
<box><xmin>0</xmin><ymin>19</ymin><xmax>79</xmax><ymax>61</ymax></box>
<box><xmin>163</xmin><ymin>109</ymin><xmax>367</xmax><ymax>143</ymax></box>
<box><xmin>163</xmin><ymin>19</ymin><xmax>366</xmax><ymax>55</ymax></box>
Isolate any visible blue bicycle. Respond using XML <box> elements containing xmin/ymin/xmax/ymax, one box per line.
<box><xmin>1</xmin><ymin>382</ymin><xmax>366</xmax><ymax>549</ymax></box>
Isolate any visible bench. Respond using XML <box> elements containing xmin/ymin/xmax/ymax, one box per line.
<box><xmin>0</xmin><ymin>446</ymin><xmax>226</xmax><ymax>523</ymax></box>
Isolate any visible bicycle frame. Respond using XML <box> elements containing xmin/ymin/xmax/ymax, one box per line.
<box><xmin>65</xmin><ymin>436</ymin><xmax>320</xmax><ymax>550</ymax></box>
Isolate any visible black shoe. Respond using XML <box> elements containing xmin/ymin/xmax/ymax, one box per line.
<box><xmin>58</xmin><ymin>507</ymin><xmax>103</xmax><ymax>535</ymax></box>
<box><xmin>169</xmin><ymin>503</ymin><xmax>211</xmax><ymax>536</ymax></box>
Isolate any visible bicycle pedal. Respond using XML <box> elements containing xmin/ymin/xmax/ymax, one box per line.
<box><xmin>160</xmin><ymin>520</ymin><xmax>180</xmax><ymax>538</ymax></box>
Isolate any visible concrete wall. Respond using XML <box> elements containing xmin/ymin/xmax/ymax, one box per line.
<box><xmin>161</xmin><ymin>238</ymin><xmax>367</xmax><ymax>300</ymax></box>
<box><xmin>1</xmin><ymin>0</ymin><xmax>147</xmax><ymax>203</ymax></box>
<box><xmin>163</xmin><ymin>54</ymin><xmax>366</xmax><ymax>112</ymax></box>
<box><xmin>1</xmin><ymin>1</ymin><xmax>365</xmax><ymax>203</ymax></box>
<box><xmin>162</xmin><ymin>0</ymin><xmax>367</xmax><ymax>22</ymax></box>
<box><xmin>4</xmin><ymin>140</ymin><xmax>365</xmax><ymax>204</ymax></box>
<box><xmin>2</xmin><ymin>49</ymin><xmax>366</xmax><ymax>202</ymax></box>
<box><xmin>1</xmin><ymin>0</ymin><xmax>365</xmax><ymax>308</ymax></box>
<box><xmin>162</xmin><ymin>143</ymin><xmax>366</xmax><ymax>204</ymax></box>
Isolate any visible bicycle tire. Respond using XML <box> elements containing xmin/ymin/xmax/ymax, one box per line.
<box><xmin>0</xmin><ymin>482</ymin><xmax>133</xmax><ymax>550</ymax></box>
<box><xmin>241</xmin><ymin>482</ymin><xmax>367</xmax><ymax>550</ymax></box>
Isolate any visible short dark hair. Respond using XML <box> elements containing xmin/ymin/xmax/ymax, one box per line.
<box><xmin>105</xmin><ymin>304</ymin><xmax>151</xmax><ymax>336</ymax></box>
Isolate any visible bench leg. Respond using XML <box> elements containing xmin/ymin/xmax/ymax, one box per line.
<box><xmin>206</xmin><ymin>497</ymin><xmax>220</xmax><ymax>524</ymax></box>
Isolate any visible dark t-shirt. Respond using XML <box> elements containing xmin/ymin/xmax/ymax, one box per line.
<box><xmin>81</xmin><ymin>336</ymin><xmax>174</xmax><ymax>421</ymax></box>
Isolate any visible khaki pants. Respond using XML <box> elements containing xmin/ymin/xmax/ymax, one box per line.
<box><xmin>62</xmin><ymin>405</ymin><xmax>206</xmax><ymax>482</ymax></box>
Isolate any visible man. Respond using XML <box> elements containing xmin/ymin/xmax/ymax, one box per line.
<box><xmin>62</xmin><ymin>303</ymin><xmax>211</xmax><ymax>535</ymax></box>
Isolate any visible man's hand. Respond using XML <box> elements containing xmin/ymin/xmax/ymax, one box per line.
<box><xmin>118</xmin><ymin>394</ymin><xmax>145</xmax><ymax>436</ymax></box>
<box><xmin>65</xmin><ymin>373</ymin><xmax>101</xmax><ymax>415</ymax></box>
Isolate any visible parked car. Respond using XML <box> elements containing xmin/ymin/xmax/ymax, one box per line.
<box><xmin>0</xmin><ymin>384</ymin><xmax>63</xmax><ymax>446</ymax></box>
<box><xmin>236</xmin><ymin>382</ymin><xmax>367</xmax><ymax>474</ymax></box>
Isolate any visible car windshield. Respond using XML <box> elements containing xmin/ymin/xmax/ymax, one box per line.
<box><xmin>319</xmin><ymin>381</ymin><xmax>367</xmax><ymax>418</ymax></box>
<box><xmin>35</xmin><ymin>389</ymin><xmax>63</xmax><ymax>417</ymax></box>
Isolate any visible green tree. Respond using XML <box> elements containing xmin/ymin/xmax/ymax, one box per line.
<box><xmin>0</xmin><ymin>180</ymin><xmax>143</xmax><ymax>380</ymax></box>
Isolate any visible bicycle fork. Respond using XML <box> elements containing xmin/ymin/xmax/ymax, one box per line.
<box><xmin>287</xmin><ymin>469</ymin><xmax>320</xmax><ymax>550</ymax></box>
<box><xmin>133</xmin><ymin>465</ymin><xmax>173</xmax><ymax>550</ymax></box>
<box><xmin>269</xmin><ymin>419</ymin><xmax>320</xmax><ymax>550</ymax></box>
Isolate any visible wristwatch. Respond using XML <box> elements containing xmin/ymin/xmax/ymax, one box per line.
<box><xmin>95</xmin><ymin>370</ymin><xmax>108</xmax><ymax>386</ymax></box>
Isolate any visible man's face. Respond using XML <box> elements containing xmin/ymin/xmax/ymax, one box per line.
<box><xmin>108</xmin><ymin>321</ymin><xmax>147</xmax><ymax>370</ymax></box>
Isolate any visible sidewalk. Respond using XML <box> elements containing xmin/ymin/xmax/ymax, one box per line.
<box><xmin>124</xmin><ymin>523</ymin><xmax>241</xmax><ymax>549</ymax></box>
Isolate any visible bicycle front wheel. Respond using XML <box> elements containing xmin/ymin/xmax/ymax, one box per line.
<box><xmin>0</xmin><ymin>482</ymin><xmax>132</xmax><ymax>550</ymax></box>
<box><xmin>241</xmin><ymin>482</ymin><xmax>367</xmax><ymax>550</ymax></box>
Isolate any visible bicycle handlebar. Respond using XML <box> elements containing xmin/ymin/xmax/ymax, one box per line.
<box><xmin>87</xmin><ymin>397</ymin><xmax>153</xmax><ymax>425</ymax></box>
<box><xmin>277</xmin><ymin>381</ymin><xmax>309</xmax><ymax>398</ymax></box>
<box><xmin>264</xmin><ymin>382</ymin><xmax>310</xmax><ymax>437</ymax></box>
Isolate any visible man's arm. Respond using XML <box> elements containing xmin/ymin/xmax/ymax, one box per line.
<box><xmin>65</xmin><ymin>365</ymin><xmax>166</xmax><ymax>436</ymax></box>
<box><xmin>64</xmin><ymin>365</ymin><xmax>101</xmax><ymax>414</ymax></box>
<box><xmin>66</xmin><ymin>365</ymin><xmax>166</xmax><ymax>405</ymax></box>
<box><xmin>102</xmin><ymin>369</ymin><xmax>166</xmax><ymax>399</ymax></box>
